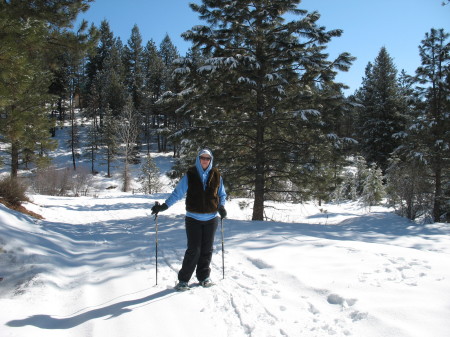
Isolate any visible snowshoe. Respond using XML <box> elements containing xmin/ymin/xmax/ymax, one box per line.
<box><xmin>199</xmin><ymin>278</ymin><xmax>214</xmax><ymax>288</ymax></box>
<box><xmin>174</xmin><ymin>281</ymin><xmax>190</xmax><ymax>292</ymax></box>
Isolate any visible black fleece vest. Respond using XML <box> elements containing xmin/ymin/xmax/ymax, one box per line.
<box><xmin>185</xmin><ymin>166</ymin><xmax>221</xmax><ymax>213</ymax></box>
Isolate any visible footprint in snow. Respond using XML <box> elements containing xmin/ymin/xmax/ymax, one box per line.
<box><xmin>247</xmin><ymin>257</ymin><xmax>272</xmax><ymax>269</ymax></box>
<box><xmin>327</xmin><ymin>293</ymin><xmax>357</xmax><ymax>308</ymax></box>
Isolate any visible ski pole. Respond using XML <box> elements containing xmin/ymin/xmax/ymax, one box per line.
<box><xmin>154</xmin><ymin>202</ymin><xmax>159</xmax><ymax>286</ymax></box>
<box><xmin>220</xmin><ymin>217</ymin><xmax>225</xmax><ymax>280</ymax></box>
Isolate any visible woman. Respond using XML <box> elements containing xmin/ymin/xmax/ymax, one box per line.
<box><xmin>151</xmin><ymin>148</ymin><xmax>227</xmax><ymax>291</ymax></box>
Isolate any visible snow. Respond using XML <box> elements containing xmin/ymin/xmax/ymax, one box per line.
<box><xmin>293</xmin><ymin>109</ymin><xmax>321</xmax><ymax>121</ymax></box>
<box><xmin>1</xmin><ymin>129</ymin><xmax>450</xmax><ymax>336</ymax></box>
<box><xmin>173</xmin><ymin>67</ymin><xmax>190</xmax><ymax>75</ymax></box>
<box><xmin>197</xmin><ymin>65</ymin><xmax>216</xmax><ymax>74</ymax></box>
<box><xmin>237</xmin><ymin>76</ymin><xmax>257</xmax><ymax>86</ymax></box>
<box><xmin>1</xmin><ymin>187</ymin><xmax>450</xmax><ymax>336</ymax></box>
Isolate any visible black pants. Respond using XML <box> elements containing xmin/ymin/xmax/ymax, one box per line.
<box><xmin>178</xmin><ymin>216</ymin><xmax>219</xmax><ymax>282</ymax></box>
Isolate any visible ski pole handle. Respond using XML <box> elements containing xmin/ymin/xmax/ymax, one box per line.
<box><xmin>153</xmin><ymin>201</ymin><xmax>160</xmax><ymax>220</ymax></box>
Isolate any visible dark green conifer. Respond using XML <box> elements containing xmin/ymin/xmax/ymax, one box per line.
<box><xmin>172</xmin><ymin>0</ymin><xmax>354</xmax><ymax>220</ymax></box>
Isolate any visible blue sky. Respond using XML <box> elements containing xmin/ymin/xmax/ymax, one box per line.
<box><xmin>76</xmin><ymin>0</ymin><xmax>450</xmax><ymax>95</ymax></box>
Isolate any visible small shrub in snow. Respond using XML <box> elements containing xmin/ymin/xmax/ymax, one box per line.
<box><xmin>0</xmin><ymin>176</ymin><xmax>29</xmax><ymax>206</ymax></box>
<box><xmin>32</xmin><ymin>166</ymin><xmax>71</xmax><ymax>196</ymax></box>
<box><xmin>31</xmin><ymin>166</ymin><xmax>93</xmax><ymax>197</ymax></box>
<box><xmin>138</xmin><ymin>154</ymin><xmax>163</xmax><ymax>194</ymax></box>
<box><xmin>70</xmin><ymin>166</ymin><xmax>93</xmax><ymax>197</ymax></box>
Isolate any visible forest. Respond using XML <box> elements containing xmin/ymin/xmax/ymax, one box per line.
<box><xmin>0</xmin><ymin>0</ymin><xmax>449</xmax><ymax>222</ymax></box>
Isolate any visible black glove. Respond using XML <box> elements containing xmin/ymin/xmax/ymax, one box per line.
<box><xmin>218</xmin><ymin>205</ymin><xmax>227</xmax><ymax>219</ymax></box>
<box><xmin>151</xmin><ymin>202</ymin><xmax>168</xmax><ymax>215</ymax></box>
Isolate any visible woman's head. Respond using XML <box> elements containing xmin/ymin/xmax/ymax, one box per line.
<box><xmin>198</xmin><ymin>149</ymin><xmax>212</xmax><ymax>170</ymax></box>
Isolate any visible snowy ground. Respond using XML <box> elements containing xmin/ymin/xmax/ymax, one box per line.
<box><xmin>1</xmin><ymin>187</ymin><xmax>450</xmax><ymax>337</ymax></box>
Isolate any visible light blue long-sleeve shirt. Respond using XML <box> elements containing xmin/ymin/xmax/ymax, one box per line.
<box><xmin>165</xmin><ymin>150</ymin><xmax>227</xmax><ymax>221</ymax></box>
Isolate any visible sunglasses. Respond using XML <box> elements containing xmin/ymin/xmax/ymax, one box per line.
<box><xmin>199</xmin><ymin>156</ymin><xmax>211</xmax><ymax>161</ymax></box>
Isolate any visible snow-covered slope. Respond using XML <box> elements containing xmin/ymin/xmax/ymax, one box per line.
<box><xmin>1</xmin><ymin>191</ymin><xmax>450</xmax><ymax>337</ymax></box>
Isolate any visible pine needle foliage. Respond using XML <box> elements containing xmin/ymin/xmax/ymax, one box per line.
<box><xmin>167</xmin><ymin>0</ymin><xmax>355</xmax><ymax>220</ymax></box>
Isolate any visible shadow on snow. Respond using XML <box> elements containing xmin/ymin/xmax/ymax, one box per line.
<box><xmin>6</xmin><ymin>288</ymin><xmax>176</xmax><ymax>329</ymax></box>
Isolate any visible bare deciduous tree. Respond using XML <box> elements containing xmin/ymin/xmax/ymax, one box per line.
<box><xmin>116</xmin><ymin>99</ymin><xmax>139</xmax><ymax>192</ymax></box>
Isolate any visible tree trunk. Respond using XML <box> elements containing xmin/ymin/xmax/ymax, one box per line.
<box><xmin>107</xmin><ymin>148</ymin><xmax>111</xmax><ymax>178</ymax></box>
<box><xmin>433</xmin><ymin>165</ymin><xmax>442</xmax><ymax>222</ymax></box>
<box><xmin>11</xmin><ymin>141</ymin><xmax>19</xmax><ymax>178</ymax></box>
<box><xmin>71</xmin><ymin>110</ymin><xmax>76</xmax><ymax>170</ymax></box>
<box><xmin>252</xmin><ymin>118</ymin><xmax>265</xmax><ymax>221</ymax></box>
<box><xmin>406</xmin><ymin>194</ymin><xmax>413</xmax><ymax>220</ymax></box>
<box><xmin>252</xmin><ymin>173</ymin><xmax>265</xmax><ymax>221</ymax></box>
<box><xmin>145</xmin><ymin>112</ymin><xmax>151</xmax><ymax>155</ymax></box>
<box><xmin>91</xmin><ymin>144</ymin><xmax>95</xmax><ymax>174</ymax></box>
<box><xmin>123</xmin><ymin>162</ymin><xmax>130</xmax><ymax>192</ymax></box>
<box><xmin>70</xmin><ymin>91</ymin><xmax>77</xmax><ymax>170</ymax></box>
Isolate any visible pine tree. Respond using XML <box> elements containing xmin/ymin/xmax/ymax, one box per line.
<box><xmin>138</xmin><ymin>154</ymin><xmax>163</xmax><ymax>194</ymax></box>
<box><xmin>386</xmin><ymin>155</ymin><xmax>432</xmax><ymax>220</ymax></box>
<box><xmin>141</xmin><ymin>39</ymin><xmax>165</xmax><ymax>154</ymax></box>
<box><xmin>406</xmin><ymin>28</ymin><xmax>450</xmax><ymax>222</ymax></box>
<box><xmin>65</xmin><ymin>34</ymin><xmax>90</xmax><ymax>171</ymax></box>
<box><xmin>171</xmin><ymin>0</ymin><xmax>354</xmax><ymax>220</ymax></box>
<box><xmin>157</xmin><ymin>35</ymin><xmax>181</xmax><ymax>153</ymax></box>
<box><xmin>84</xmin><ymin>20</ymin><xmax>114</xmax><ymax>132</ymax></box>
<box><xmin>312</xmin><ymin>84</ymin><xmax>357</xmax><ymax>204</ymax></box>
<box><xmin>0</xmin><ymin>1</ymin><xmax>94</xmax><ymax>177</ymax></box>
<box><xmin>86</xmin><ymin>20</ymin><xmax>115</xmax><ymax>93</ymax></box>
<box><xmin>0</xmin><ymin>66</ymin><xmax>57</xmax><ymax>177</ymax></box>
<box><xmin>362</xmin><ymin>163</ymin><xmax>385</xmax><ymax>208</ymax></box>
<box><xmin>356</xmin><ymin>47</ymin><xmax>407</xmax><ymax>173</ymax></box>
<box><xmin>159</xmin><ymin>34</ymin><xmax>180</xmax><ymax>87</ymax></box>
<box><xmin>96</xmin><ymin>41</ymin><xmax>127</xmax><ymax>118</ymax></box>
<box><xmin>385</xmin><ymin>69</ymin><xmax>430</xmax><ymax>220</ymax></box>
<box><xmin>123</xmin><ymin>25</ymin><xmax>145</xmax><ymax>111</ymax></box>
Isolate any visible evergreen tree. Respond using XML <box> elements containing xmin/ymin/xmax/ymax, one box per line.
<box><xmin>65</xmin><ymin>23</ymin><xmax>97</xmax><ymax>171</ymax></box>
<box><xmin>354</xmin><ymin>156</ymin><xmax>370</xmax><ymax>197</ymax></box>
<box><xmin>96</xmin><ymin>41</ymin><xmax>127</xmax><ymax>118</ymax></box>
<box><xmin>334</xmin><ymin>170</ymin><xmax>357</xmax><ymax>202</ymax></box>
<box><xmin>172</xmin><ymin>0</ymin><xmax>354</xmax><ymax>220</ymax></box>
<box><xmin>362</xmin><ymin>163</ymin><xmax>385</xmax><ymax>208</ymax></box>
<box><xmin>142</xmin><ymin>39</ymin><xmax>165</xmax><ymax>154</ymax></box>
<box><xmin>138</xmin><ymin>154</ymin><xmax>163</xmax><ymax>194</ymax></box>
<box><xmin>406</xmin><ymin>28</ymin><xmax>450</xmax><ymax>222</ymax></box>
<box><xmin>86</xmin><ymin>20</ymin><xmax>115</xmax><ymax>93</ymax></box>
<box><xmin>0</xmin><ymin>0</ymin><xmax>93</xmax><ymax>177</ymax></box>
<box><xmin>123</xmin><ymin>25</ymin><xmax>145</xmax><ymax>111</ymax></box>
<box><xmin>386</xmin><ymin>155</ymin><xmax>432</xmax><ymax>220</ymax></box>
<box><xmin>143</xmin><ymin>39</ymin><xmax>166</xmax><ymax>101</ymax></box>
<box><xmin>84</xmin><ymin>20</ymin><xmax>114</xmax><ymax>132</ymax></box>
<box><xmin>397</xmin><ymin>69</ymin><xmax>418</xmax><ymax>127</ymax></box>
<box><xmin>156</xmin><ymin>35</ymin><xmax>181</xmax><ymax>153</ymax></box>
<box><xmin>336</xmin><ymin>155</ymin><xmax>369</xmax><ymax>202</ymax></box>
<box><xmin>385</xmin><ymin>69</ymin><xmax>431</xmax><ymax>220</ymax></box>
<box><xmin>159</xmin><ymin>34</ymin><xmax>180</xmax><ymax>88</ymax></box>
<box><xmin>356</xmin><ymin>47</ymin><xmax>407</xmax><ymax>172</ymax></box>
<box><xmin>312</xmin><ymin>84</ymin><xmax>357</xmax><ymax>204</ymax></box>
<box><xmin>86</xmin><ymin>26</ymin><xmax>127</xmax><ymax>143</ymax></box>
